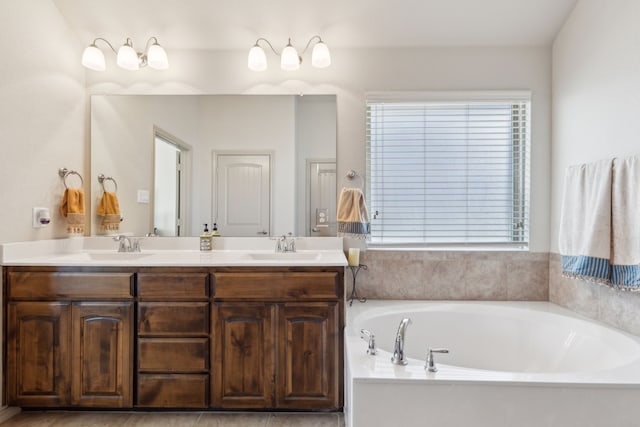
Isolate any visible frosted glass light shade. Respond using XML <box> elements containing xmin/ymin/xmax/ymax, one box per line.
<box><xmin>311</xmin><ymin>41</ymin><xmax>331</xmax><ymax>68</ymax></box>
<box><xmin>280</xmin><ymin>44</ymin><xmax>300</xmax><ymax>71</ymax></box>
<box><xmin>248</xmin><ymin>45</ymin><xmax>267</xmax><ymax>71</ymax></box>
<box><xmin>81</xmin><ymin>44</ymin><xmax>106</xmax><ymax>71</ymax></box>
<box><xmin>117</xmin><ymin>43</ymin><xmax>139</xmax><ymax>70</ymax></box>
<box><xmin>147</xmin><ymin>42</ymin><xmax>169</xmax><ymax>70</ymax></box>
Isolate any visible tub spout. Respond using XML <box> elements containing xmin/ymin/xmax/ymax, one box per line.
<box><xmin>391</xmin><ymin>318</ymin><xmax>412</xmax><ymax>365</ymax></box>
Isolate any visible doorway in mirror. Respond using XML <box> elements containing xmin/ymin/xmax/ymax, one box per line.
<box><xmin>308</xmin><ymin>160</ymin><xmax>336</xmax><ymax>236</ymax></box>
<box><xmin>153</xmin><ymin>129</ymin><xmax>190</xmax><ymax>236</ymax></box>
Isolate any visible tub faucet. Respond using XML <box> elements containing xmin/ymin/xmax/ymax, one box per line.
<box><xmin>391</xmin><ymin>318</ymin><xmax>412</xmax><ymax>365</ymax></box>
<box><xmin>425</xmin><ymin>348</ymin><xmax>449</xmax><ymax>372</ymax></box>
<box><xmin>360</xmin><ymin>329</ymin><xmax>377</xmax><ymax>355</ymax></box>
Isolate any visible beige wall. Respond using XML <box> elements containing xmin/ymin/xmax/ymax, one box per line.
<box><xmin>550</xmin><ymin>0</ymin><xmax>640</xmax><ymax>334</ymax></box>
<box><xmin>0</xmin><ymin>0</ymin><xmax>86</xmax><ymax>244</ymax></box>
<box><xmin>0</xmin><ymin>0</ymin><xmax>86</xmax><ymax>410</ymax></box>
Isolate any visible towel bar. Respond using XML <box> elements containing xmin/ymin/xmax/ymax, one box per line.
<box><xmin>98</xmin><ymin>174</ymin><xmax>118</xmax><ymax>193</ymax></box>
<box><xmin>58</xmin><ymin>168</ymin><xmax>84</xmax><ymax>189</ymax></box>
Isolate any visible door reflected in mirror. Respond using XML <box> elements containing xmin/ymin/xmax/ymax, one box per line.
<box><xmin>153</xmin><ymin>129</ymin><xmax>189</xmax><ymax>237</ymax></box>
<box><xmin>90</xmin><ymin>94</ymin><xmax>337</xmax><ymax>237</ymax></box>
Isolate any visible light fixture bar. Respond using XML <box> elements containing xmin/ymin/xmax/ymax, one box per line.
<box><xmin>81</xmin><ymin>36</ymin><xmax>169</xmax><ymax>71</ymax></box>
<box><xmin>248</xmin><ymin>35</ymin><xmax>331</xmax><ymax>72</ymax></box>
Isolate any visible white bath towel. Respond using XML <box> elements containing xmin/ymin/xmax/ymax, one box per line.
<box><xmin>337</xmin><ymin>187</ymin><xmax>371</xmax><ymax>240</ymax></box>
<box><xmin>611</xmin><ymin>156</ymin><xmax>640</xmax><ymax>289</ymax></box>
<box><xmin>559</xmin><ymin>158</ymin><xmax>613</xmax><ymax>283</ymax></box>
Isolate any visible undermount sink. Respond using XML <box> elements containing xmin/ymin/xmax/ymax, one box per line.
<box><xmin>87</xmin><ymin>252</ymin><xmax>153</xmax><ymax>261</ymax></box>
<box><xmin>247</xmin><ymin>252</ymin><xmax>321</xmax><ymax>261</ymax></box>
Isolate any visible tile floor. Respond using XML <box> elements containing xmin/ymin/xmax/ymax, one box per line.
<box><xmin>1</xmin><ymin>411</ymin><xmax>345</xmax><ymax>427</ymax></box>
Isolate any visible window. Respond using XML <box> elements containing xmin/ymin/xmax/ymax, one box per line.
<box><xmin>365</xmin><ymin>93</ymin><xmax>530</xmax><ymax>246</ymax></box>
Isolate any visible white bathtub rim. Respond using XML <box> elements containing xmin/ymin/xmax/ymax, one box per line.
<box><xmin>346</xmin><ymin>300</ymin><xmax>640</xmax><ymax>387</ymax></box>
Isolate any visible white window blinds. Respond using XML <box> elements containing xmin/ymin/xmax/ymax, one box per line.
<box><xmin>366</xmin><ymin>95</ymin><xmax>530</xmax><ymax>246</ymax></box>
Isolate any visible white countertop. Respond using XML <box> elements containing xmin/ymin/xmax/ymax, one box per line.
<box><xmin>1</xmin><ymin>237</ymin><xmax>348</xmax><ymax>267</ymax></box>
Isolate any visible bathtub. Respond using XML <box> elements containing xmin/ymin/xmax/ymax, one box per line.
<box><xmin>345</xmin><ymin>301</ymin><xmax>640</xmax><ymax>427</ymax></box>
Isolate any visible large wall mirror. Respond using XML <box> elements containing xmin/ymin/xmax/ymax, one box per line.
<box><xmin>90</xmin><ymin>94</ymin><xmax>337</xmax><ymax>237</ymax></box>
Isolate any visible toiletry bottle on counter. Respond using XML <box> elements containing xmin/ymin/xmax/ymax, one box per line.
<box><xmin>212</xmin><ymin>223</ymin><xmax>221</xmax><ymax>237</ymax></box>
<box><xmin>200</xmin><ymin>224</ymin><xmax>212</xmax><ymax>251</ymax></box>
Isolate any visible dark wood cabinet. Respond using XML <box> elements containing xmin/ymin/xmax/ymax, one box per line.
<box><xmin>7</xmin><ymin>301</ymin><xmax>71</xmax><ymax>407</ymax></box>
<box><xmin>213</xmin><ymin>301</ymin><xmax>341</xmax><ymax>410</ymax></box>
<box><xmin>136</xmin><ymin>272</ymin><xmax>211</xmax><ymax>408</ymax></box>
<box><xmin>71</xmin><ymin>302</ymin><xmax>133</xmax><ymax>407</ymax></box>
<box><xmin>276</xmin><ymin>303</ymin><xmax>339</xmax><ymax>409</ymax></box>
<box><xmin>212</xmin><ymin>270</ymin><xmax>343</xmax><ymax>410</ymax></box>
<box><xmin>4</xmin><ymin>266</ymin><xmax>343</xmax><ymax>411</ymax></box>
<box><xmin>5</xmin><ymin>269</ymin><xmax>134</xmax><ymax>408</ymax></box>
<box><xmin>213</xmin><ymin>303</ymin><xmax>275</xmax><ymax>408</ymax></box>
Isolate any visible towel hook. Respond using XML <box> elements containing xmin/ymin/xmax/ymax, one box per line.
<box><xmin>58</xmin><ymin>168</ymin><xmax>84</xmax><ymax>189</ymax></box>
<box><xmin>98</xmin><ymin>174</ymin><xmax>118</xmax><ymax>193</ymax></box>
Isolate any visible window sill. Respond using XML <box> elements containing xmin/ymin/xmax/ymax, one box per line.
<box><xmin>366</xmin><ymin>244</ymin><xmax>529</xmax><ymax>252</ymax></box>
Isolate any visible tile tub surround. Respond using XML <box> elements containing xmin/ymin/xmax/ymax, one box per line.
<box><xmin>549</xmin><ymin>253</ymin><xmax>640</xmax><ymax>336</ymax></box>
<box><xmin>348</xmin><ymin>250</ymin><xmax>549</xmax><ymax>301</ymax></box>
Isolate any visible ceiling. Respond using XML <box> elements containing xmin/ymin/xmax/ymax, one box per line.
<box><xmin>52</xmin><ymin>0</ymin><xmax>578</xmax><ymax>51</ymax></box>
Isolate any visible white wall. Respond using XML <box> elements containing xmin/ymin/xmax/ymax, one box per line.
<box><xmin>551</xmin><ymin>0</ymin><xmax>640</xmax><ymax>253</ymax></box>
<box><xmin>0</xmin><ymin>0</ymin><xmax>85</xmax><ymax>244</ymax></box>
<box><xmin>549</xmin><ymin>0</ymin><xmax>640</xmax><ymax>334</ymax></box>
<box><xmin>87</xmin><ymin>46</ymin><xmax>552</xmax><ymax>252</ymax></box>
<box><xmin>0</xmin><ymin>0</ymin><xmax>85</xmax><ymax>411</ymax></box>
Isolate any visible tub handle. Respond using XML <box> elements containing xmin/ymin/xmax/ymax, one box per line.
<box><xmin>425</xmin><ymin>348</ymin><xmax>449</xmax><ymax>372</ymax></box>
<box><xmin>360</xmin><ymin>329</ymin><xmax>377</xmax><ymax>355</ymax></box>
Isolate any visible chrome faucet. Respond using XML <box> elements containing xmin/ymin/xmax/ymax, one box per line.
<box><xmin>425</xmin><ymin>348</ymin><xmax>450</xmax><ymax>372</ymax></box>
<box><xmin>391</xmin><ymin>318</ymin><xmax>412</xmax><ymax>365</ymax></box>
<box><xmin>275</xmin><ymin>232</ymin><xmax>296</xmax><ymax>253</ymax></box>
<box><xmin>114</xmin><ymin>235</ymin><xmax>141</xmax><ymax>253</ymax></box>
<box><xmin>360</xmin><ymin>329</ymin><xmax>377</xmax><ymax>355</ymax></box>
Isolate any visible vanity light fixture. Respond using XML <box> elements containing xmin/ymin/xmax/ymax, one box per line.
<box><xmin>81</xmin><ymin>37</ymin><xmax>169</xmax><ymax>71</ymax></box>
<box><xmin>248</xmin><ymin>35</ymin><xmax>331</xmax><ymax>72</ymax></box>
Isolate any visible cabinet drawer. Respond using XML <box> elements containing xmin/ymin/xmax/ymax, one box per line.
<box><xmin>7</xmin><ymin>272</ymin><xmax>133</xmax><ymax>300</ymax></box>
<box><xmin>214</xmin><ymin>272</ymin><xmax>339</xmax><ymax>300</ymax></box>
<box><xmin>137</xmin><ymin>374</ymin><xmax>209</xmax><ymax>408</ymax></box>
<box><xmin>137</xmin><ymin>273</ymin><xmax>209</xmax><ymax>300</ymax></box>
<box><xmin>138</xmin><ymin>302</ymin><xmax>209</xmax><ymax>336</ymax></box>
<box><xmin>138</xmin><ymin>338</ymin><xmax>209</xmax><ymax>372</ymax></box>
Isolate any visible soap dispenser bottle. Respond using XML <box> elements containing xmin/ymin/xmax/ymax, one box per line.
<box><xmin>200</xmin><ymin>224</ymin><xmax>212</xmax><ymax>251</ymax></box>
<box><xmin>211</xmin><ymin>222</ymin><xmax>221</xmax><ymax>237</ymax></box>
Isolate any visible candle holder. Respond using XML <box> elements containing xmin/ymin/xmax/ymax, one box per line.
<box><xmin>347</xmin><ymin>264</ymin><xmax>367</xmax><ymax>306</ymax></box>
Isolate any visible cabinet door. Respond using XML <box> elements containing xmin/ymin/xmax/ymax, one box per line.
<box><xmin>213</xmin><ymin>303</ymin><xmax>274</xmax><ymax>408</ymax></box>
<box><xmin>71</xmin><ymin>302</ymin><xmax>133</xmax><ymax>407</ymax></box>
<box><xmin>276</xmin><ymin>302</ymin><xmax>340</xmax><ymax>410</ymax></box>
<box><xmin>7</xmin><ymin>302</ymin><xmax>71</xmax><ymax>407</ymax></box>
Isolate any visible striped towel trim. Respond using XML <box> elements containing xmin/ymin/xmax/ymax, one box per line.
<box><xmin>611</xmin><ymin>265</ymin><xmax>640</xmax><ymax>290</ymax></box>
<box><xmin>338</xmin><ymin>221</ymin><xmax>371</xmax><ymax>239</ymax></box>
<box><xmin>561</xmin><ymin>255</ymin><xmax>611</xmax><ymax>284</ymax></box>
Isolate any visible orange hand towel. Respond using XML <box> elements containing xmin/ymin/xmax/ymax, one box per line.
<box><xmin>97</xmin><ymin>191</ymin><xmax>121</xmax><ymax>233</ymax></box>
<box><xmin>60</xmin><ymin>188</ymin><xmax>85</xmax><ymax>235</ymax></box>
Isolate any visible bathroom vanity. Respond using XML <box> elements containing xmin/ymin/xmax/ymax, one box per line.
<box><xmin>2</xmin><ymin>238</ymin><xmax>346</xmax><ymax>411</ymax></box>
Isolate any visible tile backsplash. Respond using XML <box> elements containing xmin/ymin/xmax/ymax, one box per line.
<box><xmin>549</xmin><ymin>253</ymin><xmax>640</xmax><ymax>336</ymax></box>
<box><xmin>349</xmin><ymin>250</ymin><xmax>549</xmax><ymax>301</ymax></box>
